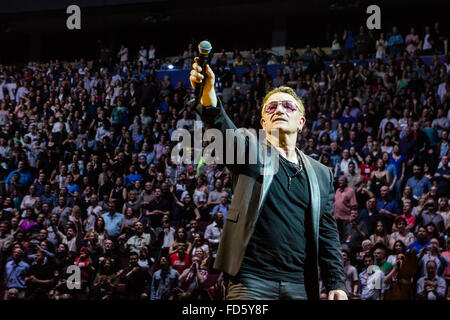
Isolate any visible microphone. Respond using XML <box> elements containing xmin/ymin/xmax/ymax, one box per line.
<box><xmin>194</xmin><ymin>40</ymin><xmax>212</xmax><ymax>105</ymax></box>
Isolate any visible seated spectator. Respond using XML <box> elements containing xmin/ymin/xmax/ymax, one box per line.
<box><xmin>360</xmin><ymin>197</ymin><xmax>388</xmax><ymax>235</ymax></box>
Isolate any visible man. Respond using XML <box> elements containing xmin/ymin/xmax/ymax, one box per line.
<box><xmin>334</xmin><ymin>176</ymin><xmax>357</xmax><ymax>242</ymax></box>
<box><xmin>25</xmin><ymin>249</ymin><xmax>54</xmax><ymax>299</ymax></box>
<box><xmin>146</xmin><ymin>187</ymin><xmax>170</xmax><ymax>228</ymax></box>
<box><xmin>341</xmin><ymin>249</ymin><xmax>359</xmax><ymax>299</ymax></box>
<box><xmin>210</xmin><ymin>193</ymin><xmax>230</xmax><ymax>221</ymax></box>
<box><xmin>204</xmin><ymin>212</ymin><xmax>223</xmax><ymax>259</ymax></box>
<box><xmin>416</xmin><ymin>260</ymin><xmax>447</xmax><ymax>300</ymax></box>
<box><xmin>102</xmin><ymin>199</ymin><xmax>124</xmax><ymax>240</ymax></box>
<box><xmin>360</xmin><ymin>197</ymin><xmax>387</xmax><ymax>235</ymax></box>
<box><xmin>373</xmin><ymin>244</ymin><xmax>393</xmax><ymax>275</ymax></box>
<box><xmin>409</xmin><ymin>226</ymin><xmax>431</xmax><ymax>254</ymax></box>
<box><xmin>122</xmin><ymin>221</ymin><xmax>154</xmax><ymax>255</ymax></box>
<box><xmin>417</xmin><ymin>238</ymin><xmax>449</xmax><ymax>278</ymax></box>
<box><xmin>358</xmin><ymin>253</ymin><xmax>385</xmax><ymax>300</ymax></box>
<box><xmin>376</xmin><ymin>185</ymin><xmax>400</xmax><ymax>232</ymax></box>
<box><xmin>4</xmin><ymin>248</ymin><xmax>30</xmax><ymax>299</ymax></box>
<box><xmin>190</xmin><ymin>57</ymin><xmax>346</xmax><ymax>299</ymax></box>
<box><xmin>416</xmin><ymin>199</ymin><xmax>445</xmax><ymax>234</ymax></box>
<box><xmin>179</xmin><ymin>255</ymin><xmax>208</xmax><ymax>298</ymax></box>
<box><xmin>150</xmin><ymin>255</ymin><xmax>179</xmax><ymax>300</ymax></box>
<box><xmin>342</xmin><ymin>209</ymin><xmax>368</xmax><ymax>257</ymax></box>
<box><xmin>121</xmin><ymin>252</ymin><xmax>151</xmax><ymax>299</ymax></box>
<box><xmin>406</xmin><ymin>164</ymin><xmax>432</xmax><ymax>200</ymax></box>
<box><xmin>433</xmin><ymin>155</ymin><xmax>450</xmax><ymax>198</ymax></box>
<box><xmin>345</xmin><ymin>162</ymin><xmax>362</xmax><ymax>190</ymax></box>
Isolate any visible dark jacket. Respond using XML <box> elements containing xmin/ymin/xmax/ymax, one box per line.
<box><xmin>195</xmin><ymin>98</ymin><xmax>346</xmax><ymax>299</ymax></box>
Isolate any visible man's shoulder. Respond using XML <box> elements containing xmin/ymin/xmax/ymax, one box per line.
<box><xmin>304</xmin><ymin>153</ymin><xmax>332</xmax><ymax>177</ymax></box>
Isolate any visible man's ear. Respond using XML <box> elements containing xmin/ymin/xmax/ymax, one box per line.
<box><xmin>260</xmin><ymin>117</ymin><xmax>265</xmax><ymax>129</ymax></box>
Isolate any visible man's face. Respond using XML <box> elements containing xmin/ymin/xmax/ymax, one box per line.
<box><xmin>373</xmin><ymin>248</ymin><xmax>385</xmax><ymax>262</ymax></box>
<box><xmin>338</xmin><ymin>177</ymin><xmax>346</xmax><ymax>189</ymax></box>
<box><xmin>367</xmin><ymin>198</ymin><xmax>376</xmax><ymax>210</ymax></box>
<box><xmin>136</xmin><ymin>222</ymin><xmax>143</xmax><ymax>234</ymax></box>
<box><xmin>39</xmin><ymin>229</ymin><xmax>48</xmax><ymax>240</ymax></box>
<box><xmin>129</xmin><ymin>254</ymin><xmax>138</xmax><ymax>266</ymax></box>
<box><xmin>442</xmin><ymin>156</ymin><xmax>448</xmax><ymax>167</ymax></box>
<box><xmin>426</xmin><ymin>262</ymin><xmax>437</xmax><ymax>278</ymax></box>
<box><xmin>380</xmin><ymin>186</ymin><xmax>389</xmax><ymax>198</ymax></box>
<box><xmin>364</xmin><ymin>256</ymin><xmax>373</xmax><ymax>268</ymax></box>
<box><xmin>12</xmin><ymin>248</ymin><xmax>22</xmax><ymax>260</ymax></box>
<box><xmin>260</xmin><ymin>92</ymin><xmax>305</xmax><ymax>136</ymax></box>
<box><xmin>417</xmin><ymin>227</ymin><xmax>427</xmax><ymax>240</ymax></box>
<box><xmin>35</xmin><ymin>251</ymin><xmax>44</xmax><ymax>263</ymax></box>
<box><xmin>104</xmin><ymin>240</ymin><xmax>112</xmax><ymax>251</ymax></box>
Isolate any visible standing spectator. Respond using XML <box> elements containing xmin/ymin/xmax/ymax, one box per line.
<box><xmin>170</xmin><ymin>242</ymin><xmax>190</xmax><ymax>275</ymax></box>
<box><xmin>334</xmin><ymin>176</ymin><xmax>358</xmax><ymax>241</ymax></box>
<box><xmin>405</xmin><ymin>27</ymin><xmax>420</xmax><ymax>56</ymax></box>
<box><xmin>406</xmin><ymin>164</ymin><xmax>432</xmax><ymax>200</ymax></box>
<box><xmin>416</xmin><ymin>260</ymin><xmax>446</xmax><ymax>300</ymax></box>
<box><xmin>101</xmin><ymin>200</ymin><xmax>124</xmax><ymax>240</ymax></box>
<box><xmin>121</xmin><ymin>252</ymin><xmax>151</xmax><ymax>299</ymax></box>
<box><xmin>204</xmin><ymin>212</ymin><xmax>223</xmax><ymax>259</ymax></box>
<box><xmin>359</xmin><ymin>253</ymin><xmax>385</xmax><ymax>300</ymax></box>
<box><xmin>342</xmin><ymin>249</ymin><xmax>359</xmax><ymax>299</ymax></box>
<box><xmin>117</xmin><ymin>45</ymin><xmax>128</xmax><ymax>65</ymax></box>
<box><xmin>4</xmin><ymin>248</ymin><xmax>29</xmax><ymax>300</ymax></box>
<box><xmin>387</xmin><ymin>26</ymin><xmax>404</xmax><ymax>57</ymax></box>
<box><xmin>150</xmin><ymin>255</ymin><xmax>179</xmax><ymax>300</ymax></box>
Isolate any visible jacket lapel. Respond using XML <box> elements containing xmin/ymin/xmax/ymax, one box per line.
<box><xmin>298</xmin><ymin>150</ymin><xmax>321</xmax><ymax>250</ymax></box>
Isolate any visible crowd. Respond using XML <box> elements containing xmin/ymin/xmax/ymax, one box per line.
<box><xmin>0</xmin><ymin>21</ymin><xmax>449</xmax><ymax>300</ymax></box>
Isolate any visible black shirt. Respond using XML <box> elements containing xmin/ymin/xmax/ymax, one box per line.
<box><xmin>240</xmin><ymin>153</ymin><xmax>310</xmax><ymax>284</ymax></box>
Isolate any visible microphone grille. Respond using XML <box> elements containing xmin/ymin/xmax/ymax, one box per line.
<box><xmin>198</xmin><ymin>41</ymin><xmax>212</xmax><ymax>55</ymax></box>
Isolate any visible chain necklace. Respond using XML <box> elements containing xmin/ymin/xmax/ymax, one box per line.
<box><xmin>283</xmin><ymin>152</ymin><xmax>303</xmax><ymax>190</ymax></box>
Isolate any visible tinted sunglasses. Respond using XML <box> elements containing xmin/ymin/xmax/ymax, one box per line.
<box><xmin>264</xmin><ymin>100</ymin><xmax>299</xmax><ymax>115</ymax></box>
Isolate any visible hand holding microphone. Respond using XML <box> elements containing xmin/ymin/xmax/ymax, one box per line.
<box><xmin>189</xmin><ymin>40</ymin><xmax>217</xmax><ymax>107</ymax></box>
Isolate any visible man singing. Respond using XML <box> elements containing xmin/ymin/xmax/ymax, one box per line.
<box><xmin>189</xmin><ymin>57</ymin><xmax>347</xmax><ymax>300</ymax></box>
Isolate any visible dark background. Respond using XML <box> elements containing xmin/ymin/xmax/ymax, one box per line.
<box><xmin>0</xmin><ymin>0</ymin><xmax>448</xmax><ymax>64</ymax></box>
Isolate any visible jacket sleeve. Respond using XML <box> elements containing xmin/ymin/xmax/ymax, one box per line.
<box><xmin>194</xmin><ymin>98</ymin><xmax>262</xmax><ymax>175</ymax></box>
<box><xmin>318</xmin><ymin>168</ymin><xmax>347</xmax><ymax>292</ymax></box>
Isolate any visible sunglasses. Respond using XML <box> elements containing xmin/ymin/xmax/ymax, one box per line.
<box><xmin>264</xmin><ymin>100</ymin><xmax>299</xmax><ymax>115</ymax></box>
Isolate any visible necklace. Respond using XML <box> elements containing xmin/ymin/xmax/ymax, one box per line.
<box><xmin>284</xmin><ymin>152</ymin><xmax>303</xmax><ymax>190</ymax></box>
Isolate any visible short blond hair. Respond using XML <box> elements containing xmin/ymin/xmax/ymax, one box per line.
<box><xmin>261</xmin><ymin>86</ymin><xmax>305</xmax><ymax>117</ymax></box>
